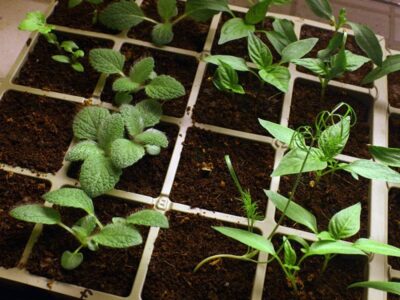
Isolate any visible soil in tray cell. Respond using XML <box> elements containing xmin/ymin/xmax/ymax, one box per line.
<box><xmin>389</xmin><ymin>71</ymin><xmax>400</xmax><ymax>108</ymax></box>
<box><xmin>0</xmin><ymin>91</ymin><xmax>77</xmax><ymax>173</ymax></box>
<box><xmin>127</xmin><ymin>0</ymin><xmax>211</xmax><ymax>52</ymax></box>
<box><xmin>14</xmin><ymin>32</ymin><xmax>113</xmax><ymax>98</ymax></box>
<box><xmin>388</xmin><ymin>189</ymin><xmax>400</xmax><ymax>270</ymax></box>
<box><xmin>0</xmin><ymin>170</ymin><xmax>50</xmax><ymax>269</ymax></box>
<box><xmin>389</xmin><ymin>114</ymin><xmax>400</xmax><ymax>149</ymax></box>
<box><xmin>193</xmin><ymin>64</ymin><xmax>284</xmax><ymax>135</ymax></box>
<box><xmin>101</xmin><ymin>43</ymin><xmax>198</xmax><ymax>118</ymax></box>
<box><xmin>47</xmin><ymin>0</ymin><xmax>119</xmax><ymax>34</ymax></box>
<box><xmin>142</xmin><ymin>212</ymin><xmax>257</xmax><ymax>300</ymax></box>
<box><xmin>27</xmin><ymin>195</ymin><xmax>149</xmax><ymax>297</ymax></box>
<box><xmin>299</xmin><ymin>25</ymin><xmax>373</xmax><ymax>87</ymax></box>
<box><xmin>278</xmin><ymin>171</ymin><xmax>370</xmax><ymax>240</ymax></box>
<box><xmin>68</xmin><ymin>122</ymin><xmax>179</xmax><ymax>197</ymax></box>
<box><xmin>170</xmin><ymin>127</ymin><xmax>275</xmax><ymax>216</ymax></box>
<box><xmin>212</xmin><ymin>13</ymin><xmax>280</xmax><ymax>62</ymax></box>
<box><xmin>290</xmin><ymin>79</ymin><xmax>372</xmax><ymax>159</ymax></box>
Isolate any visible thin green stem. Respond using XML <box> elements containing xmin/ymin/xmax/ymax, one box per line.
<box><xmin>91</xmin><ymin>214</ymin><xmax>104</xmax><ymax>230</ymax></box>
<box><xmin>275</xmin><ymin>255</ymin><xmax>298</xmax><ymax>293</ymax></box>
<box><xmin>143</xmin><ymin>16</ymin><xmax>159</xmax><ymax>24</ymax></box>
<box><xmin>58</xmin><ymin>222</ymin><xmax>75</xmax><ymax>235</ymax></box>
<box><xmin>172</xmin><ymin>13</ymin><xmax>188</xmax><ymax>25</ymax></box>
<box><xmin>194</xmin><ymin>253</ymin><xmax>259</xmax><ymax>272</ymax></box>
<box><xmin>73</xmin><ymin>244</ymin><xmax>84</xmax><ymax>254</ymax></box>
<box><xmin>320</xmin><ymin>78</ymin><xmax>329</xmax><ymax>102</ymax></box>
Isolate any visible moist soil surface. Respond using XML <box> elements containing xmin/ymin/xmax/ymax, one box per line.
<box><xmin>101</xmin><ymin>43</ymin><xmax>198</xmax><ymax>118</ymax></box>
<box><xmin>68</xmin><ymin>122</ymin><xmax>178</xmax><ymax>197</ymax></box>
<box><xmin>170</xmin><ymin>127</ymin><xmax>275</xmax><ymax>216</ymax></box>
<box><xmin>389</xmin><ymin>114</ymin><xmax>400</xmax><ymax>148</ymax></box>
<box><xmin>27</xmin><ymin>195</ymin><xmax>148</xmax><ymax>297</ymax></box>
<box><xmin>0</xmin><ymin>171</ymin><xmax>50</xmax><ymax>269</ymax></box>
<box><xmin>47</xmin><ymin>0</ymin><xmax>118</xmax><ymax>34</ymax></box>
<box><xmin>142</xmin><ymin>212</ymin><xmax>257</xmax><ymax>300</ymax></box>
<box><xmin>193</xmin><ymin>65</ymin><xmax>284</xmax><ymax>135</ymax></box>
<box><xmin>299</xmin><ymin>25</ymin><xmax>373</xmax><ymax>87</ymax></box>
<box><xmin>389</xmin><ymin>71</ymin><xmax>400</xmax><ymax>108</ymax></box>
<box><xmin>15</xmin><ymin>32</ymin><xmax>113</xmax><ymax>98</ymax></box>
<box><xmin>290</xmin><ymin>79</ymin><xmax>372</xmax><ymax>158</ymax></box>
<box><xmin>0</xmin><ymin>91</ymin><xmax>76</xmax><ymax>173</ymax></box>
<box><xmin>278</xmin><ymin>171</ymin><xmax>370</xmax><ymax>239</ymax></box>
<box><xmin>127</xmin><ymin>0</ymin><xmax>211</xmax><ymax>52</ymax></box>
<box><xmin>388</xmin><ymin>189</ymin><xmax>400</xmax><ymax>270</ymax></box>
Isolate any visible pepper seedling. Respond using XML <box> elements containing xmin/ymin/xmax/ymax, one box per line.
<box><xmin>18</xmin><ymin>11</ymin><xmax>85</xmax><ymax>72</ymax></box>
<box><xmin>362</xmin><ymin>54</ymin><xmax>400</xmax><ymax>84</ymax></box>
<box><xmin>99</xmin><ymin>0</ymin><xmax>232</xmax><ymax>46</ymax></box>
<box><xmin>89</xmin><ymin>49</ymin><xmax>185</xmax><ymax>105</ymax></box>
<box><xmin>68</xmin><ymin>0</ymin><xmax>103</xmax><ymax>24</ymax></box>
<box><xmin>10</xmin><ymin>187</ymin><xmax>168</xmax><ymax>270</ymax></box>
<box><xmin>349</xmin><ymin>281</ymin><xmax>400</xmax><ymax>296</ymax></box>
<box><xmin>66</xmin><ymin>100</ymin><xmax>168</xmax><ymax>197</ymax></box>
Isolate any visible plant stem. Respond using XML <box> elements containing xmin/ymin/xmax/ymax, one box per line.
<box><xmin>58</xmin><ymin>222</ymin><xmax>75</xmax><ymax>235</ymax></box>
<box><xmin>320</xmin><ymin>78</ymin><xmax>329</xmax><ymax>101</ymax></box>
<box><xmin>172</xmin><ymin>13</ymin><xmax>188</xmax><ymax>25</ymax></box>
<box><xmin>143</xmin><ymin>16</ymin><xmax>159</xmax><ymax>24</ymax></box>
<box><xmin>194</xmin><ymin>252</ymin><xmax>260</xmax><ymax>272</ymax></box>
<box><xmin>73</xmin><ymin>244</ymin><xmax>84</xmax><ymax>254</ymax></box>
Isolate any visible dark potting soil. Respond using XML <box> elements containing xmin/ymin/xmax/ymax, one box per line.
<box><xmin>15</xmin><ymin>32</ymin><xmax>113</xmax><ymax>98</ymax></box>
<box><xmin>127</xmin><ymin>0</ymin><xmax>211</xmax><ymax>52</ymax></box>
<box><xmin>290</xmin><ymin>79</ymin><xmax>372</xmax><ymax>158</ymax></box>
<box><xmin>68</xmin><ymin>122</ymin><xmax>178</xmax><ymax>198</ymax></box>
<box><xmin>212</xmin><ymin>13</ymin><xmax>280</xmax><ymax>62</ymax></box>
<box><xmin>47</xmin><ymin>0</ymin><xmax>118</xmax><ymax>34</ymax></box>
<box><xmin>142</xmin><ymin>212</ymin><xmax>257</xmax><ymax>300</ymax></box>
<box><xmin>278</xmin><ymin>171</ymin><xmax>370</xmax><ymax>239</ymax></box>
<box><xmin>170</xmin><ymin>127</ymin><xmax>275</xmax><ymax>216</ymax></box>
<box><xmin>0</xmin><ymin>91</ymin><xmax>76</xmax><ymax>173</ymax></box>
<box><xmin>101</xmin><ymin>43</ymin><xmax>198</xmax><ymax>118</ymax></box>
<box><xmin>388</xmin><ymin>189</ymin><xmax>400</xmax><ymax>270</ymax></box>
<box><xmin>389</xmin><ymin>114</ymin><xmax>400</xmax><ymax>149</ymax></box>
<box><xmin>389</xmin><ymin>71</ymin><xmax>400</xmax><ymax>108</ymax></box>
<box><xmin>0</xmin><ymin>171</ymin><xmax>50</xmax><ymax>269</ymax></box>
<box><xmin>263</xmin><ymin>253</ymin><xmax>366</xmax><ymax>300</ymax></box>
<box><xmin>26</xmin><ymin>195</ymin><xmax>149</xmax><ymax>297</ymax></box>
<box><xmin>193</xmin><ymin>64</ymin><xmax>284</xmax><ymax>135</ymax></box>
<box><xmin>299</xmin><ymin>25</ymin><xmax>373</xmax><ymax>87</ymax></box>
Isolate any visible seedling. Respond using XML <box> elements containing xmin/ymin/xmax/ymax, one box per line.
<box><xmin>10</xmin><ymin>187</ymin><xmax>168</xmax><ymax>270</ymax></box>
<box><xmin>362</xmin><ymin>54</ymin><xmax>400</xmax><ymax>84</ymax></box>
<box><xmin>204</xmin><ymin>29</ymin><xmax>318</xmax><ymax>93</ymax></box>
<box><xmin>68</xmin><ymin>0</ymin><xmax>103</xmax><ymax>24</ymax></box>
<box><xmin>99</xmin><ymin>0</ymin><xmax>232</xmax><ymax>46</ymax></box>
<box><xmin>67</xmin><ymin>100</ymin><xmax>168</xmax><ymax>197</ymax></box>
<box><xmin>18</xmin><ymin>11</ymin><xmax>85</xmax><ymax>72</ymax></box>
<box><xmin>89</xmin><ymin>49</ymin><xmax>185</xmax><ymax>105</ymax></box>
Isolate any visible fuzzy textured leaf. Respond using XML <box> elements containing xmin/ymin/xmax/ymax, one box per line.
<box><xmin>61</xmin><ymin>251</ymin><xmax>83</xmax><ymax>270</ymax></box>
<box><xmin>127</xmin><ymin>210</ymin><xmax>169</xmax><ymax>228</ymax></box>
<box><xmin>135</xmin><ymin>99</ymin><xmax>163</xmax><ymax>127</ymax></box>
<box><xmin>43</xmin><ymin>188</ymin><xmax>94</xmax><ymax>215</ymax></box>
<box><xmin>73</xmin><ymin>107</ymin><xmax>110</xmax><ymax>140</ymax></box>
<box><xmin>99</xmin><ymin>0</ymin><xmax>144</xmax><ymax>30</ymax></box>
<box><xmin>146</xmin><ymin>75</ymin><xmax>185</xmax><ymax>100</ymax></box>
<box><xmin>66</xmin><ymin>141</ymin><xmax>103</xmax><ymax>162</ymax></box>
<box><xmin>120</xmin><ymin>105</ymin><xmax>144</xmax><ymax>136</ymax></box>
<box><xmin>97</xmin><ymin>114</ymin><xmax>125</xmax><ymax>151</ymax></box>
<box><xmin>112</xmin><ymin>77</ymin><xmax>139</xmax><ymax>92</ymax></box>
<box><xmin>93</xmin><ymin>223</ymin><xmax>142</xmax><ymax>248</ymax></box>
<box><xmin>129</xmin><ymin>57</ymin><xmax>155</xmax><ymax>84</ymax></box>
<box><xmin>135</xmin><ymin>129</ymin><xmax>168</xmax><ymax>147</ymax></box>
<box><xmin>110</xmin><ymin>139</ymin><xmax>145</xmax><ymax>168</ymax></box>
<box><xmin>89</xmin><ymin>49</ymin><xmax>125</xmax><ymax>74</ymax></box>
<box><xmin>10</xmin><ymin>204</ymin><xmax>60</xmax><ymax>225</ymax></box>
<box><xmin>152</xmin><ymin>23</ymin><xmax>174</xmax><ymax>45</ymax></box>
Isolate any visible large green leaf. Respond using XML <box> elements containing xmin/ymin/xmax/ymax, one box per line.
<box><xmin>272</xmin><ymin>19</ymin><xmax>297</xmax><ymax>43</ymax></box>
<box><xmin>218</xmin><ymin>18</ymin><xmax>255</xmax><ymax>45</ymax></box>
<box><xmin>66</xmin><ymin>141</ymin><xmax>103</xmax><ymax>162</ymax></box>
<box><xmin>281</xmin><ymin>38</ymin><xmax>318</xmax><ymax>63</ymax></box>
<box><xmin>349</xmin><ymin>281</ymin><xmax>400</xmax><ymax>295</ymax></box>
<box><xmin>203</xmin><ymin>55</ymin><xmax>249</xmax><ymax>71</ymax></box>
<box><xmin>120</xmin><ymin>104</ymin><xmax>144</xmax><ymax>136</ymax></box>
<box><xmin>99</xmin><ymin>0</ymin><xmax>145</xmax><ymax>30</ymax></box>
<box><xmin>89</xmin><ymin>49</ymin><xmax>125</xmax><ymax>74</ymax></box>
<box><xmin>362</xmin><ymin>54</ymin><xmax>400</xmax><ymax>84</ymax></box>
<box><xmin>318</xmin><ymin>116</ymin><xmax>350</xmax><ymax>159</ymax></box>
<box><xmin>354</xmin><ymin>238</ymin><xmax>400</xmax><ymax>257</ymax></box>
<box><xmin>129</xmin><ymin>57</ymin><xmax>155</xmax><ymax>84</ymax></box>
<box><xmin>146</xmin><ymin>75</ymin><xmax>185</xmax><ymax>100</ymax></box>
<box><xmin>97</xmin><ymin>113</ymin><xmax>125</xmax><ymax>151</ymax></box>
<box><xmin>93</xmin><ymin>223</ymin><xmax>142</xmax><ymax>248</ymax></box>
<box><xmin>258</xmin><ymin>119</ymin><xmax>300</xmax><ymax>146</ymax></box>
<box><xmin>248</xmin><ymin>33</ymin><xmax>272</xmax><ymax>69</ymax></box>
<box><xmin>265</xmin><ymin>31</ymin><xmax>288</xmax><ymax>55</ymax></box>
<box><xmin>73</xmin><ymin>106</ymin><xmax>110</xmax><ymax>140</ymax></box>
<box><xmin>307</xmin><ymin>240</ymin><xmax>366</xmax><ymax>256</ymax></box>
<box><xmin>127</xmin><ymin>210</ymin><xmax>169</xmax><ymax>228</ymax></box>
<box><xmin>110</xmin><ymin>139</ymin><xmax>145</xmax><ymax>168</ymax></box>
<box><xmin>343</xmin><ymin>159</ymin><xmax>400</xmax><ymax>183</ymax></box>
<box><xmin>328</xmin><ymin>203</ymin><xmax>361</xmax><ymax>239</ymax></box>
<box><xmin>10</xmin><ymin>204</ymin><xmax>60</xmax><ymax>225</ymax></box>
<box><xmin>43</xmin><ymin>188</ymin><xmax>94</xmax><ymax>215</ymax></box>
<box><xmin>344</xmin><ymin>50</ymin><xmax>370</xmax><ymax>72</ymax></box>
<box><xmin>291</xmin><ymin>58</ymin><xmax>326</xmax><ymax>76</ymax></box>
<box><xmin>259</xmin><ymin>65</ymin><xmax>290</xmax><ymax>93</ymax></box>
<box><xmin>369</xmin><ymin>145</ymin><xmax>400</xmax><ymax>167</ymax></box>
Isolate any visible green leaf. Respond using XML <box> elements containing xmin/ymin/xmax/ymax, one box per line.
<box><xmin>60</xmin><ymin>41</ymin><xmax>79</xmax><ymax>52</ymax></box>
<box><xmin>349</xmin><ymin>281</ymin><xmax>400</xmax><ymax>295</ymax></box>
<box><xmin>66</xmin><ymin>141</ymin><xmax>103</xmax><ymax>162</ymax></box>
<box><xmin>272</xmin><ymin>19</ymin><xmax>297</xmax><ymax>43</ymax></box>
<box><xmin>317</xmin><ymin>231</ymin><xmax>336</xmax><ymax>241</ymax></box>
<box><xmin>328</xmin><ymin>44</ymin><xmax>347</xmax><ymax>80</ymax></box>
<box><xmin>99</xmin><ymin>0</ymin><xmax>145</xmax><ymax>30</ymax></box>
<box><xmin>259</xmin><ymin>66</ymin><xmax>290</xmax><ymax>93</ymax></box>
<box><xmin>328</xmin><ymin>203</ymin><xmax>361</xmax><ymax>239</ymax></box>
<box><xmin>71</xmin><ymin>62</ymin><xmax>84</xmax><ymax>73</ymax></box>
<box><xmin>248</xmin><ymin>33</ymin><xmax>272</xmax><ymax>69</ymax></box>
<box><xmin>10</xmin><ymin>204</ymin><xmax>60</xmax><ymax>225</ymax></box>
<box><xmin>283</xmin><ymin>237</ymin><xmax>297</xmax><ymax>266</ymax></box>
<box><xmin>72</xmin><ymin>215</ymin><xmax>97</xmax><ymax>238</ymax></box>
<box><xmin>152</xmin><ymin>23</ymin><xmax>174</xmax><ymax>46</ymax></box>
<box><xmin>362</xmin><ymin>54</ymin><xmax>400</xmax><ymax>84</ymax></box>
<box><xmin>203</xmin><ymin>55</ymin><xmax>249</xmax><ymax>71</ymax></box>
<box><xmin>135</xmin><ymin>99</ymin><xmax>163</xmax><ymax>127</ymax></box>
<box><xmin>43</xmin><ymin>188</ymin><xmax>94</xmax><ymax>215</ymax></box>
<box><xmin>305</xmin><ymin>0</ymin><xmax>333</xmax><ymax>20</ymax></box>
<box><xmin>307</xmin><ymin>240</ymin><xmax>366</xmax><ymax>256</ymax></box>
<box><xmin>89</xmin><ymin>48</ymin><xmax>125</xmax><ymax>74</ymax></box>
<box><xmin>146</xmin><ymin>75</ymin><xmax>185</xmax><ymax>100</ymax></box>
<box><xmin>349</xmin><ymin>22</ymin><xmax>382</xmax><ymax>67</ymax></box>
<box><xmin>354</xmin><ymin>238</ymin><xmax>400</xmax><ymax>257</ymax></box>
<box><xmin>157</xmin><ymin>0</ymin><xmax>178</xmax><ymax>21</ymax></box>
<box><xmin>145</xmin><ymin>145</ymin><xmax>161</xmax><ymax>155</ymax></box>
<box><xmin>369</xmin><ymin>145</ymin><xmax>400</xmax><ymax>167</ymax></box>
<box><xmin>93</xmin><ymin>223</ymin><xmax>142</xmax><ymax>248</ymax></box>
<box><xmin>344</xmin><ymin>50</ymin><xmax>370</xmax><ymax>72</ymax></box>
<box><xmin>18</xmin><ymin>11</ymin><xmax>54</xmax><ymax>34</ymax></box>
<box><xmin>265</xmin><ymin>31</ymin><xmax>288</xmax><ymax>55</ymax></box>
<box><xmin>291</xmin><ymin>58</ymin><xmax>326</xmax><ymax>76</ymax></box>
<box><xmin>318</xmin><ymin>116</ymin><xmax>350</xmax><ymax>159</ymax></box>
<box><xmin>120</xmin><ymin>104</ymin><xmax>144</xmax><ymax>136</ymax></box>
<box><xmin>80</xmin><ymin>155</ymin><xmax>122</xmax><ymax>197</ymax></box>
<box><xmin>97</xmin><ymin>113</ymin><xmax>125</xmax><ymax>151</ymax></box>
<box><xmin>129</xmin><ymin>57</ymin><xmax>154</xmax><ymax>84</ymax></box>
<box><xmin>185</xmin><ymin>0</ymin><xmax>231</xmax><ymax>22</ymax></box>
<box><xmin>73</xmin><ymin>107</ymin><xmax>111</xmax><ymax>140</ymax></box>
<box><xmin>112</xmin><ymin>77</ymin><xmax>139</xmax><ymax>92</ymax></box>
<box><xmin>245</xmin><ymin>1</ymin><xmax>269</xmax><ymax>25</ymax></box>
<box><xmin>343</xmin><ymin>159</ymin><xmax>400</xmax><ymax>183</ymax></box>
<box><xmin>52</xmin><ymin>55</ymin><xmax>70</xmax><ymax>64</ymax></box>
<box><xmin>213</xmin><ymin>62</ymin><xmax>245</xmax><ymax>94</ymax></box>
<box><xmin>318</xmin><ymin>32</ymin><xmax>344</xmax><ymax>60</ymax></box>
<box><xmin>135</xmin><ymin>129</ymin><xmax>168</xmax><ymax>147</ymax></box>
<box><xmin>61</xmin><ymin>251</ymin><xmax>83</xmax><ymax>270</ymax></box>
<box><xmin>68</xmin><ymin>0</ymin><xmax>83</xmax><ymax>8</ymax></box>
<box><xmin>213</xmin><ymin>226</ymin><xmax>276</xmax><ymax>255</ymax></box>
<box><xmin>281</xmin><ymin>38</ymin><xmax>318</xmax><ymax>63</ymax></box>
<box><xmin>265</xmin><ymin>190</ymin><xmax>318</xmax><ymax>233</ymax></box>
<box><xmin>127</xmin><ymin>210</ymin><xmax>169</xmax><ymax>228</ymax></box>
<box><xmin>258</xmin><ymin>119</ymin><xmax>304</xmax><ymax>146</ymax></box>
<box><xmin>110</xmin><ymin>138</ymin><xmax>145</xmax><ymax>168</ymax></box>
<box><xmin>218</xmin><ymin>18</ymin><xmax>255</xmax><ymax>45</ymax></box>
<box><xmin>272</xmin><ymin>148</ymin><xmax>327</xmax><ymax>176</ymax></box>
<box><xmin>115</xmin><ymin>92</ymin><xmax>133</xmax><ymax>106</ymax></box>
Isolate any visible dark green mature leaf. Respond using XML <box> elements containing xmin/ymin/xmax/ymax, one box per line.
<box><xmin>129</xmin><ymin>57</ymin><xmax>155</xmax><ymax>84</ymax></box>
<box><xmin>259</xmin><ymin>66</ymin><xmax>290</xmax><ymax>93</ymax></box>
<box><xmin>281</xmin><ymin>38</ymin><xmax>318</xmax><ymax>63</ymax></box>
<box><xmin>61</xmin><ymin>251</ymin><xmax>83</xmax><ymax>270</ymax></box>
<box><xmin>328</xmin><ymin>203</ymin><xmax>361</xmax><ymax>239</ymax></box>
<box><xmin>89</xmin><ymin>49</ymin><xmax>125</xmax><ymax>74</ymax></box>
<box><xmin>213</xmin><ymin>226</ymin><xmax>276</xmax><ymax>255</ymax></box>
<box><xmin>245</xmin><ymin>1</ymin><xmax>269</xmax><ymax>25</ymax></box>
<box><xmin>369</xmin><ymin>145</ymin><xmax>400</xmax><ymax>167</ymax></box>
<box><xmin>354</xmin><ymin>238</ymin><xmax>400</xmax><ymax>257</ymax></box>
<box><xmin>213</xmin><ymin>62</ymin><xmax>245</xmax><ymax>94</ymax></box>
<box><xmin>291</xmin><ymin>58</ymin><xmax>326</xmax><ymax>76</ymax></box>
<box><xmin>349</xmin><ymin>22</ymin><xmax>382</xmax><ymax>66</ymax></box>
<box><xmin>248</xmin><ymin>33</ymin><xmax>272</xmax><ymax>69</ymax></box>
<box><xmin>307</xmin><ymin>240</ymin><xmax>366</xmax><ymax>256</ymax></box>
<box><xmin>99</xmin><ymin>0</ymin><xmax>144</xmax><ymax>30</ymax></box>
<box><xmin>203</xmin><ymin>55</ymin><xmax>249</xmax><ymax>71</ymax></box>
<box><xmin>146</xmin><ymin>75</ymin><xmax>185</xmax><ymax>100</ymax></box>
<box><xmin>157</xmin><ymin>0</ymin><xmax>178</xmax><ymax>21</ymax></box>
<box><xmin>110</xmin><ymin>138</ymin><xmax>145</xmax><ymax>168</ymax></box>
<box><xmin>185</xmin><ymin>0</ymin><xmax>231</xmax><ymax>22</ymax></box>
<box><xmin>305</xmin><ymin>0</ymin><xmax>333</xmax><ymax>20</ymax></box>
<box><xmin>272</xmin><ymin>19</ymin><xmax>297</xmax><ymax>43</ymax></box>
<box><xmin>73</xmin><ymin>106</ymin><xmax>110</xmax><ymax>140</ymax></box>
<box><xmin>127</xmin><ymin>210</ymin><xmax>169</xmax><ymax>228</ymax></box>
<box><xmin>328</xmin><ymin>45</ymin><xmax>347</xmax><ymax>79</ymax></box>
<box><xmin>362</xmin><ymin>54</ymin><xmax>400</xmax><ymax>84</ymax></box>
<box><xmin>115</xmin><ymin>92</ymin><xmax>133</xmax><ymax>106</ymax></box>
<box><xmin>43</xmin><ymin>188</ymin><xmax>94</xmax><ymax>215</ymax></box>
<box><xmin>318</xmin><ymin>116</ymin><xmax>350</xmax><ymax>159</ymax></box>
<box><xmin>343</xmin><ymin>159</ymin><xmax>400</xmax><ymax>183</ymax></box>
<box><xmin>10</xmin><ymin>204</ymin><xmax>60</xmax><ymax>225</ymax></box>
<box><xmin>349</xmin><ymin>281</ymin><xmax>400</xmax><ymax>295</ymax></box>
<box><xmin>152</xmin><ymin>23</ymin><xmax>174</xmax><ymax>45</ymax></box>
<box><xmin>265</xmin><ymin>190</ymin><xmax>318</xmax><ymax>233</ymax></box>
<box><xmin>218</xmin><ymin>18</ymin><xmax>255</xmax><ymax>45</ymax></box>
<box><xmin>93</xmin><ymin>223</ymin><xmax>142</xmax><ymax>248</ymax></box>
<box><xmin>68</xmin><ymin>0</ymin><xmax>83</xmax><ymax>8</ymax></box>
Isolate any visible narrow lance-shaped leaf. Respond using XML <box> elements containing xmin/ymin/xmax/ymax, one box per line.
<box><xmin>245</xmin><ymin>1</ymin><xmax>269</xmax><ymax>25</ymax></box>
<box><xmin>343</xmin><ymin>159</ymin><xmax>400</xmax><ymax>183</ymax></box>
<box><xmin>307</xmin><ymin>240</ymin><xmax>366</xmax><ymax>256</ymax></box>
<box><xmin>281</xmin><ymin>38</ymin><xmax>318</xmax><ymax>63</ymax></box>
<box><xmin>185</xmin><ymin>0</ymin><xmax>231</xmax><ymax>22</ymax></box>
<box><xmin>272</xmin><ymin>19</ymin><xmax>297</xmax><ymax>43</ymax></box>
<box><xmin>99</xmin><ymin>0</ymin><xmax>145</xmax><ymax>30</ymax></box>
<box><xmin>349</xmin><ymin>281</ymin><xmax>400</xmax><ymax>296</ymax></box>
<box><xmin>354</xmin><ymin>238</ymin><xmax>400</xmax><ymax>257</ymax></box>
<box><xmin>203</xmin><ymin>55</ymin><xmax>249</xmax><ymax>71</ymax></box>
<box><xmin>305</xmin><ymin>0</ymin><xmax>333</xmax><ymax>21</ymax></box>
<box><xmin>369</xmin><ymin>145</ymin><xmax>400</xmax><ymax>167</ymax></box>
<box><xmin>258</xmin><ymin>119</ymin><xmax>301</xmax><ymax>146</ymax></box>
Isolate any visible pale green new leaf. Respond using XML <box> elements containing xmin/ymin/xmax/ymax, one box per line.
<box><xmin>93</xmin><ymin>223</ymin><xmax>142</xmax><ymax>248</ymax></box>
<box><xmin>218</xmin><ymin>18</ymin><xmax>255</xmax><ymax>45</ymax></box>
<box><xmin>259</xmin><ymin>66</ymin><xmax>290</xmax><ymax>93</ymax></box>
<box><xmin>157</xmin><ymin>0</ymin><xmax>178</xmax><ymax>21</ymax></box>
<box><xmin>145</xmin><ymin>145</ymin><xmax>161</xmax><ymax>155</ymax></box>
<box><xmin>318</xmin><ymin>116</ymin><xmax>350</xmax><ymax>159</ymax></box>
<box><xmin>349</xmin><ymin>281</ymin><xmax>400</xmax><ymax>295</ymax></box>
<box><xmin>135</xmin><ymin>129</ymin><xmax>168</xmax><ymax>148</ymax></box>
<box><xmin>136</xmin><ymin>99</ymin><xmax>163</xmax><ymax>127</ymax></box>
<box><xmin>127</xmin><ymin>210</ymin><xmax>169</xmax><ymax>228</ymax></box>
<box><xmin>18</xmin><ymin>11</ymin><xmax>54</xmax><ymax>34</ymax></box>
<box><xmin>43</xmin><ymin>187</ymin><xmax>94</xmax><ymax>215</ymax></box>
<box><xmin>248</xmin><ymin>33</ymin><xmax>272</xmax><ymax>69</ymax></box>
<box><xmin>60</xmin><ymin>41</ymin><xmax>79</xmax><ymax>52</ymax></box>
<box><xmin>354</xmin><ymin>238</ymin><xmax>400</xmax><ymax>257</ymax></box>
<box><xmin>99</xmin><ymin>0</ymin><xmax>145</xmax><ymax>30</ymax></box>
<box><xmin>258</xmin><ymin>119</ymin><xmax>305</xmax><ymax>147</ymax></box>
<box><xmin>343</xmin><ymin>159</ymin><xmax>400</xmax><ymax>183</ymax></box>
<box><xmin>369</xmin><ymin>145</ymin><xmax>400</xmax><ymax>167</ymax></box>
<box><xmin>120</xmin><ymin>104</ymin><xmax>144</xmax><ymax>136</ymax></box>
<box><xmin>146</xmin><ymin>75</ymin><xmax>185</xmax><ymax>100</ymax></box>
<box><xmin>129</xmin><ymin>57</ymin><xmax>155</xmax><ymax>84</ymax></box>
<box><xmin>72</xmin><ymin>215</ymin><xmax>97</xmax><ymax>237</ymax></box>
<box><xmin>61</xmin><ymin>251</ymin><xmax>83</xmax><ymax>270</ymax></box>
<box><xmin>97</xmin><ymin>113</ymin><xmax>125</xmax><ymax>150</ymax></box>
<box><xmin>89</xmin><ymin>48</ymin><xmax>125</xmax><ymax>74</ymax></box>
<box><xmin>328</xmin><ymin>203</ymin><xmax>361</xmax><ymax>239</ymax></box>
<box><xmin>185</xmin><ymin>0</ymin><xmax>231</xmax><ymax>22</ymax></box>
<box><xmin>110</xmin><ymin>138</ymin><xmax>145</xmax><ymax>168</ymax></box>
<box><xmin>112</xmin><ymin>77</ymin><xmax>140</xmax><ymax>92</ymax></box>
<box><xmin>281</xmin><ymin>38</ymin><xmax>318</xmax><ymax>63</ymax></box>
<box><xmin>52</xmin><ymin>55</ymin><xmax>70</xmax><ymax>64</ymax></box>
<box><xmin>152</xmin><ymin>23</ymin><xmax>174</xmax><ymax>45</ymax></box>
<box><xmin>66</xmin><ymin>141</ymin><xmax>103</xmax><ymax>162</ymax></box>
<box><xmin>10</xmin><ymin>204</ymin><xmax>60</xmax><ymax>225</ymax></box>
<box><xmin>203</xmin><ymin>55</ymin><xmax>249</xmax><ymax>71</ymax></box>
<box><xmin>283</xmin><ymin>237</ymin><xmax>297</xmax><ymax>266</ymax></box>
<box><xmin>73</xmin><ymin>106</ymin><xmax>111</xmax><ymax>140</ymax></box>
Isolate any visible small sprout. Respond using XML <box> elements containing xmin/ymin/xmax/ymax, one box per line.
<box><xmin>18</xmin><ymin>11</ymin><xmax>85</xmax><ymax>72</ymax></box>
<box><xmin>10</xmin><ymin>187</ymin><xmax>168</xmax><ymax>270</ymax></box>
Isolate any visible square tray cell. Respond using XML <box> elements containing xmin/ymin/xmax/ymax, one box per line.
<box><xmin>388</xmin><ymin>71</ymin><xmax>400</xmax><ymax>108</ymax></box>
<box><xmin>388</xmin><ymin>188</ymin><xmax>400</xmax><ymax>270</ymax></box>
